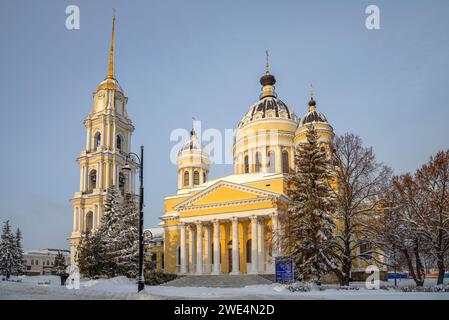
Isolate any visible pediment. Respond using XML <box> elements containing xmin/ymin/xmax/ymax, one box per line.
<box><xmin>174</xmin><ymin>180</ymin><xmax>284</xmax><ymax>211</ymax></box>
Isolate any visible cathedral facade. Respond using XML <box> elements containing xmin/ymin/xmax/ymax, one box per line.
<box><xmin>161</xmin><ymin>67</ymin><xmax>334</xmax><ymax>275</ymax></box>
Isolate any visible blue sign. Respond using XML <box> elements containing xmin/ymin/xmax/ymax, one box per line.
<box><xmin>275</xmin><ymin>257</ymin><xmax>294</xmax><ymax>284</ymax></box>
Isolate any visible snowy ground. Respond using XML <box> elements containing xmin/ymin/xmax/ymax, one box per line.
<box><xmin>1</xmin><ymin>276</ymin><xmax>449</xmax><ymax>300</ymax></box>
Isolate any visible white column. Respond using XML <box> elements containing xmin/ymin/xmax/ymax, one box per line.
<box><xmin>78</xmin><ymin>207</ymin><xmax>84</xmax><ymax>232</ymax></box>
<box><xmin>112</xmin><ymin>118</ymin><xmax>116</xmax><ymax>152</ymax></box>
<box><xmin>250</xmin><ymin>216</ymin><xmax>258</xmax><ymax>274</ymax></box>
<box><xmin>258</xmin><ymin>218</ymin><xmax>265</xmax><ymax>273</ymax></box>
<box><xmin>180</xmin><ymin>223</ymin><xmax>187</xmax><ymax>274</ymax></box>
<box><xmin>112</xmin><ymin>163</ymin><xmax>117</xmax><ymax>186</ymax></box>
<box><xmin>188</xmin><ymin>225</ymin><xmax>195</xmax><ymax>273</ymax></box>
<box><xmin>84</xmin><ymin>166</ymin><xmax>88</xmax><ymax>191</ymax></box>
<box><xmin>189</xmin><ymin>168</ymin><xmax>194</xmax><ymax>188</ymax></box>
<box><xmin>230</xmin><ymin>217</ymin><xmax>240</xmax><ymax>275</ymax></box>
<box><xmin>212</xmin><ymin>220</ymin><xmax>221</xmax><ymax>275</ymax></box>
<box><xmin>261</xmin><ymin>148</ymin><xmax>268</xmax><ymax>173</ymax></box>
<box><xmin>101</xmin><ymin>118</ymin><xmax>106</xmax><ymax>148</ymax></box>
<box><xmin>98</xmin><ymin>161</ymin><xmax>103</xmax><ymax>191</ymax></box>
<box><xmin>248</xmin><ymin>150</ymin><xmax>254</xmax><ymax>173</ymax></box>
<box><xmin>105</xmin><ymin>160</ymin><xmax>110</xmax><ymax>190</ymax></box>
<box><xmin>79</xmin><ymin>166</ymin><xmax>84</xmax><ymax>191</ymax></box>
<box><xmin>204</xmin><ymin>223</ymin><xmax>211</xmax><ymax>273</ymax></box>
<box><xmin>73</xmin><ymin>207</ymin><xmax>78</xmax><ymax>232</ymax></box>
<box><xmin>271</xmin><ymin>212</ymin><xmax>279</xmax><ymax>257</ymax></box>
<box><xmin>86</xmin><ymin>122</ymin><xmax>92</xmax><ymax>151</ymax></box>
<box><xmin>275</xmin><ymin>147</ymin><xmax>282</xmax><ymax>173</ymax></box>
<box><xmin>130</xmin><ymin>170</ymin><xmax>135</xmax><ymax>194</ymax></box>
<box><xmin>196</xmin><ymin>222</ymin><xmax>203</xmax><ymax>274</ymax></box>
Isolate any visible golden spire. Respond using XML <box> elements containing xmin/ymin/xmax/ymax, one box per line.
<box><xmin>310</xmin><ymin>84</ymin><xmax>315</xmax><ymax>100</ymax></box>
<box><xmin>106</xmin><ymin>11</ymin><xmax>116</xmax><ymax>80</ymax></box>
<box><xmin>265</xmin><ymin>50</ymin><xmax>270</xmax><ymax>74</ymax></box>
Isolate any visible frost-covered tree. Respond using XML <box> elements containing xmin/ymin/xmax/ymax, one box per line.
<box><xmin>14</xmin><ymin>228</ymin><xmax>26</xmax><ymax>276</ymax></box>
<box><xmin>102</xmin><ymin>191</ymin><xmax>139</xmax><ymax>278</ymax></box>
<box><xmin>77</xmin><ymin>186</ymin><xmax>148</xmax><ymax>279</ymax></box>
<box><xmin>414</xmin><ymin>150</ymin><xmax>449</xmax><ymax>285</ymax></box>
<box><xmin>329</xmin><ymin>133</ymin><xmax>392</xmax><ymax>286</ymax></box>
<box><xmin>0</xmin><ymin>221</ymin><xmax>16</xmax><ymax>279</ymax></box>
<box><xmin>77</xmin><ymin>230</ymin><xmax>106</xmax><ymax>278</ymax></box>
<box><xmin>379</xmin><ymin>174</ymin><xmax>428</xmax><ymax>287</ymax></box>
<box><xmin>53</xmin><ymin>251</ymin><xmax>67</xmax><ymax>276</ymax></box>
<box><xmin>285</xmin><ymin>125</ymin><xmax>337</xmax><ymax>284</ymax></box>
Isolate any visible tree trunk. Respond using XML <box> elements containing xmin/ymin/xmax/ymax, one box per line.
<box><xmin>340</xmin><ymin>260</ymin><xmax>351</xmax><ymax>286</ymax></box>
<box><xmin>437</xmin><ymin>256</ymin><xmax>445</xmax><ymax>285</ymax></box>
<box><xmin>413</xmin><ymin>242</ymin><xmax>425</xmax><ymax>286</ymax></box>
<box><xmin>403</xmin><ymin>249</ymin><xmax>424</xmax><ymax>287</ymax></box>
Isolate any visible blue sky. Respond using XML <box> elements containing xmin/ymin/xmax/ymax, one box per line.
<box><xmin>1</xmin><ymin>0</ymin><xmax>448</xmax><ymax>250</ymax></box>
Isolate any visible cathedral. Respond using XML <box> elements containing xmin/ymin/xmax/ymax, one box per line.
<box><xmin>69</xmin><ymin>17</ymin><xmax>334</xmax><ymax>275</ymax></box>
<box><xmin>160</xmin><ymin>64</ymin><xmax>334</xmax><ymax>275</ymax></box>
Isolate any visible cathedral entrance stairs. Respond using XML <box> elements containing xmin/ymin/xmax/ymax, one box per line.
<box><xmin>162</xmin><ymin>274</ymin><xmax>274</xmax><ymax>288</ymax></box>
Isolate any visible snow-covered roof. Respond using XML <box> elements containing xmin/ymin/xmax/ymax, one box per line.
<box><xmin>24</xmin><ymin>248</ymin><xmax>70</xmax><ymax>256</ymax></box>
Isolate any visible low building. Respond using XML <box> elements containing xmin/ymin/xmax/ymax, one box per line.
<box><xmin>24</xmin><ymin>248</ymin><xmax>70</xmax><ymax>276</ymax></box>
<box><xmin>144</xmin><ymin>227</ymin><xmax>164</xmax><ymax>272</ymax></box>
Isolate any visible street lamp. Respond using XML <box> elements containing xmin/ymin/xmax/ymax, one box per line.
<box><xmin>122</xmin><ymin>145</ymin><xmax>145</xmax><ymax>292</ymax></box>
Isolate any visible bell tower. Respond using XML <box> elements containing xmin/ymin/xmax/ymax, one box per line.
<box><xmin>69</xmin><ymin>15</ymin><xmax>137</xmax><ymax>265</ymax></box>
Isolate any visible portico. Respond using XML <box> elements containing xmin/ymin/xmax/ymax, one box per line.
<box><xmin>177</xmin><ymin>212</ymin><xmax>280</xmax><ymax>275</ymax></box>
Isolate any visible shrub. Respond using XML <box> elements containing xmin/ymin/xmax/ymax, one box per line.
<box><xmin>144</xmin><ymin>271</ymin><xmax>178</xmax><ymax>286</ymax></box>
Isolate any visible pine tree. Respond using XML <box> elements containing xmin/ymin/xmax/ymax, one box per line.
<box><xmin>285</xmin><ymin>125</ymin><xmax>337</xmax><ymax>284</ymax></box>
<box><xmin>14</xmin><ymin>228</ymin><xmax>26</xmax><ymax>276</ymax></box>
<box><xmin>0</xmin><ymin>221</ymin><xmax>16</xmax><ymax>279</ymax></box>
<box><xmin>102</xmin><ymin>191</ymin><xmax>139</xmax><ymax>278</ymax></box>
<box><xmin>76</xmin><ymin>230</ymin><xmax>106</xmax><ymax>278</ymax></box>
<box><xmin>53</xmin><ymin>251</ymin><xmax>67</xmax><ymax>276</ymax></box>
<box><xmin>76</xmin><ymin>186</ymin><xmax>147</xmax><ymax>279</ymax></box>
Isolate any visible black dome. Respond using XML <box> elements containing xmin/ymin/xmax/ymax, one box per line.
<box><xmin>259</xmin><ymin>74</ymin><xmax>276</xmax><ymax>87</ymax></box>
<box><xmin>299</xmin><ymin>110</ymin><xmax>328</xmax><ymax>126</ymax></box>
<box><xmin>239</xmin><ymin>96</ymin><xmax>298</xmax><ymax>128</ymax></box>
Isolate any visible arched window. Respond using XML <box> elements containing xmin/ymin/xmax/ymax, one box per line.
<box><xmin>255</xmin><ymin>152</ymin><xmax>261</xmax><ymax>173</ymax></box>
<box><xmin>116</xmin><ymin>135</ymin><xmax>122</xmax><ymax>152</ymax></box>
<box><xmin>94</xmin><ymin>132</ymin><xmax>101</xmax><ymax>150</ymax></box>
<box><xmin>88</xmin><ymin>170</ymin><xmax>97</xmax><ymax>192</ymax></box>
<box><xmin>268</xmin><ymin>151</ymin><xmax>276</xmax><ymax>173</ymax></box>
<box><xmin>184</xmin><ymin>171</ymin><xmax>189</xmax><ymax>187</ymax></box>
<box><xmin>244</xmin><ymin>155</ymin><xmax>249</xmax><ymax>173</ymax></box>
<box><xmin>203</xmin><ymin>172</ymin><xmax>206</xmax><ymax>183</ymax></box>
<box><xmin>193</xmin><ymin>171</ymin><xmax>200</xmax><ymax>186</ymax></box>
<box><xmin>86</xmin><ymin>211</ymin><xmax>93</xmax><ymax>232</ymax></box>
<box><xmin>119</xmin><ymin>172</ymin><xmax>126</xmax><ymax>192</ymax></box>
<box><xmin>246</xmin><ymin>239</ymin><xmax>252</xmax><ymax>263</ymax></box>
<box><xmin>282</xmin><ymin>151</ymin><xmax>289</xmax><ymax>173</ymax></box>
